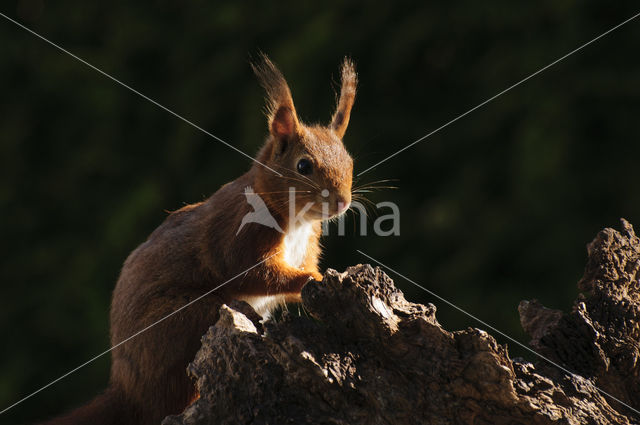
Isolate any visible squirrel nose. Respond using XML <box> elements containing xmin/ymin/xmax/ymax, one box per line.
<box><xmin>336</xmin><ymin>195</ymin><xmax>351</xmax><ymax>214</ymax></box>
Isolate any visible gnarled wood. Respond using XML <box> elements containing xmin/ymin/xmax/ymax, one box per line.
<box><xmin>163</xmin><ymin>220</ymin><xmax>640</xmax><ymax>425</ymax></box>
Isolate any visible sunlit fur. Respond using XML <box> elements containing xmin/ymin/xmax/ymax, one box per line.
<box><xmin>42</xmin><ymin>55</ymin><xmax>357</xmax><ymax>425</ymax></box>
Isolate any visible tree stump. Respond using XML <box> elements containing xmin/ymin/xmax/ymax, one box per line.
<box><xmin>163</xmin><ymin>220</ymin><xmax>640</xmax><ymax>425</ymax></box>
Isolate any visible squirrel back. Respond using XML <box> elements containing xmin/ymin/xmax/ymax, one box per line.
<box><xmin>43</xmin><ymin>54</ymin><xmax>357</xmax><ymax>425</ymax></box>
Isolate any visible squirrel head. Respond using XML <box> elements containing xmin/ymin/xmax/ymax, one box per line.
<box><xmin>252</xmin><ymin>55</ymin><xmax>356</xmax><ymax>222</ymax></box>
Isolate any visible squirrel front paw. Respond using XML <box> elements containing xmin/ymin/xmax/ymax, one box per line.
<box><xmin>310</xmin><ymin>271</ymin><xmax>323</xmax><ymax>282</ymax></box>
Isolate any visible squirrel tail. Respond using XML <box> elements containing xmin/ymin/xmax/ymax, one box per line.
<box><xmin>39</xmin><ymin>386</ymin><xmax>134</xmax><ymax>425</ymax></box>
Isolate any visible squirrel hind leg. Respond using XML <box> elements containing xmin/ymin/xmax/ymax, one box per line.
<box><xmin>39</xmin><ymin>386</ymin><xmax>131</xmax><ymax>425</ymax></box>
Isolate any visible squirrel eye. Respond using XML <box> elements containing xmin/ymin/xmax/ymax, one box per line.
<box><xmin>296</xmin><ymin>158</ymin><xmax>313</xmax><ymax>175</ymax></box>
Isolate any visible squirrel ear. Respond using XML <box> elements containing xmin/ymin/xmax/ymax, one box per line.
<box><xmin>251</xmin><ymin>53</ymin><xmax>300</xmax><ymax>139</ymax></box>
<box><xmin>330</xmin><ymin>58</ymin><xmax>357</xmax><ymax>139</ymax></box>
<box><xmin>271</xmin><ymin>106</ymin><xmax>298</xmax><ymax>139</ymax></box>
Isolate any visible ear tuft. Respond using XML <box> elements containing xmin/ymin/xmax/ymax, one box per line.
<box><xmin>330</xmin><ymin>57</ymin><xmax>357</xmax><ymax>139</ymax></box>
<box><xmin>251</xmin><ymin>53</ymin><xmax>300</xmax><ymax>139</ymax></box>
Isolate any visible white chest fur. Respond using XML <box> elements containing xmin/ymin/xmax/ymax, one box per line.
<box><xmin>242</xmin><ymin>222</ymin><xmax>314</xmax><ymax>319</ymax></box>
<box><xmin>282</xmin><ymin>221</ymin><xmax>314</xmax><ymax>269</ymax></box>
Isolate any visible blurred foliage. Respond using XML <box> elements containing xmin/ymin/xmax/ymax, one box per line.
<box><xmin>1</xmin><ymin>1</ymin><xmax>639</xmax><ymax>423</ymax></box>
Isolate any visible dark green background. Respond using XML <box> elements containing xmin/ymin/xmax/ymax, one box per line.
<box><xmin>2</xmin><ymin>1</ymin><xmax>639</xmax><ymax>423</ymax></box>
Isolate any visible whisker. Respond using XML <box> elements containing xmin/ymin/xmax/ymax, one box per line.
<box><xmin>277</xmin><ymin>175</ymin><xmax>316</xmax><ymax>189</ymax></box>
<box><xmin>352</xmin><ymin>178</ymin><xmax>399</xmax><ymax>190</ymax></box>
<box><xmin>353</xmin><ymin>187</ymin><xmax>398</xmax><ymax>193</ymax></box>
<box><xmin>273</xmin><ymin>164</ymin><xmax>320</xmax><ymax>190</ymax></box>
<box><xmin>355</xmin><ymin>179</ymin><xmax>398</xmax><ymax>185</ymax></box>
<box><xmin>353</xmin><ymin>184</ymin><xmax>398</xmax><ymax>190</ymax></box>
<box><xmin>251</xmin><ymin>190</ymin><xmax>312</xmax><ymax>195</ymax></box>
<box><xmin>351</xmin><ymin>195</ymin><xmax>378</xmax><ymax>218</ymax></box>
<box><xmin>271</xmin><ymin>166</ymin><xmax>316</xmax><ymax>186</ymax></box>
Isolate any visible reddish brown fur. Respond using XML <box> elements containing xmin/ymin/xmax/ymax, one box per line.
<box><xmin>42</xmin><ymin>56</ymin><xmax>356</xmax><ymax>425</ymax></box>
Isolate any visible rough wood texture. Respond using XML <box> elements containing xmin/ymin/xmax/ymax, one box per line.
<box><xmin>163</xmin><ymin>220</ymin><xmax>640</xmax><ymax>425</ymax></box>
<box><xmin>519</xmin><ymin>218</ymin><xmax>640</xmax><ymax>419</ymax></box>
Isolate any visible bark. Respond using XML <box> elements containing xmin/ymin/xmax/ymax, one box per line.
<box><xmin>163</xmin><ymin>220</ymin><xmax>640</xmax><ymax>425</ymax></box>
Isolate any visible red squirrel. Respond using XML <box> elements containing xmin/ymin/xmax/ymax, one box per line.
<box><xmin>42</xmin><ymin>55</ymin><xmax>356</xmax><ymax>425</ymax></box>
